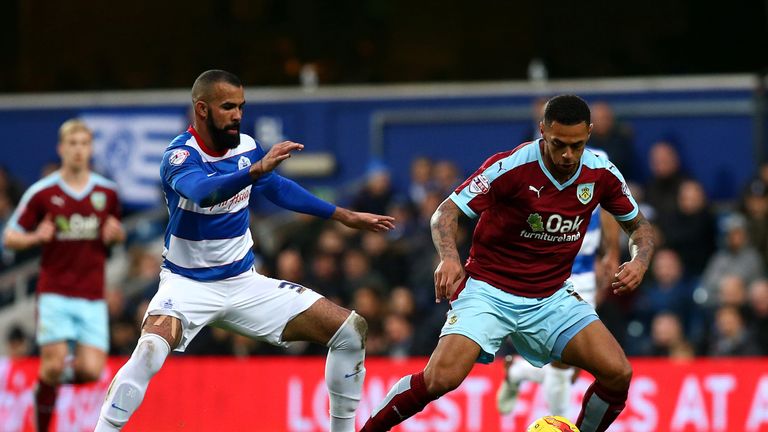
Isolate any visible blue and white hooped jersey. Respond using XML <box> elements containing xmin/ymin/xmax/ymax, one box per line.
<box><xmin>159</xmin><ymin>128</ymin><xmax>268</xmax><ymax>281</ymax></box>
<box><xmin>571</xmin><ymin>148</ymin><xmax>609</xmax><ymax>276</ymax></box>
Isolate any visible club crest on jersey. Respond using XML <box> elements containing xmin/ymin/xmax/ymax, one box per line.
<box><xmin>169</xmin><ymin>149</ymin><xmax>190</xmax><ymax>166</ymax></box>
<box><xmin>577</xmin><ymin>183</ymin><xmax>595</xmax><ymax>204</ymax></box>
<box><xmin>238</xmin><ymin>156</ymin><xmax>251</xmax><ymax>170</ymax></box>
<box><xmin>468</xmin><ymin>174</ymin><xmax>490</xmax><ymax>195</ymax></box>
<box><xmin>90</xmin><ymin>191</ymin><xmax>106</xmax><ymax>211</ymax></box>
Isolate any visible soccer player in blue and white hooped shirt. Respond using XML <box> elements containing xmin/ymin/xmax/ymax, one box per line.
<box><xmin>95</xmin><ymin>70</ymin><xmax>395</xmax><ymax>432</ymax></box>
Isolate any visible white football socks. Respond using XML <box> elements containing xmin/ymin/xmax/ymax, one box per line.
<box><xmin>543</xmin><ymin>365</ymin><xmax>575</xmax><ymax>416</ymax></box>
<box><xmin>95</xmin><ymin>334</ymin><xmax>170</xmax><ymax>431</ymax></box>
<box><xmin>325</xmin><ymin>312</ymin><xmax>367</xmax><ymax>432</ymax></box>
<box><xmin>508</xmin><ymin>358</ymin><xmax>545</xmax><ymax>383</ymax></box>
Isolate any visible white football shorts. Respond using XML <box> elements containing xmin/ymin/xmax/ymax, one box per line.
<box><xmin>144</xmin><ymin>268</ymin><xmax>323</xmax><ymax>352</ymax></box>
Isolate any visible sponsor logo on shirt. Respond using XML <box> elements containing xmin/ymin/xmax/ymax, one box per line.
<box><xmin>468</xmin><ymin>174</ymin><xmax>490</xmax><ymax>195</ymax></box>
<box><xmin>54</xmin><ymin>214</ymin><xmax>100</xmax><ymax>240</ymax></box>
<box><xmin>521</xmin><ymin>213</ymin><xmax>584</xmax><ymax>242</ymax></box>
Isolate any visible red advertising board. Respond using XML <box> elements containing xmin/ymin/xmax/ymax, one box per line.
<box><xmin>1</xmin><ymin>357</ymin><xmax>767</xmax><ymax>431</ymax></box>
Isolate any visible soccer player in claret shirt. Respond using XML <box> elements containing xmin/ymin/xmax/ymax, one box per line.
<box><xmin>360</xmin><ymin>95</ymin><xmax>655</xmax><ymax>432</ymax></box>
<box><xmin>94</xmin><ymin>70</ymin><xmax>395</xmax><ymax>432</ymax></box>
<box><xmin>3</xmin><ymin>119</ymin><xmax>125</xmax><ymax>432</ymax></box>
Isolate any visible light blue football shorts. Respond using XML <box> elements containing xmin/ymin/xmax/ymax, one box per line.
<box><xmin>440</xmin><ymin>277</ymin><xmax>598</xmax><ymax>367</ymax></box>
<box><xmin>37</xmin><ymin>293</ymin><xmax>109</xmax><ymax>352</ymax></box>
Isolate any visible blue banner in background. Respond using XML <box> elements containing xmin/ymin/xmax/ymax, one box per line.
<box><xmin>82</xmin><ymin>113</ymin><xmax>185</xmax><ymax>210</ymax></box>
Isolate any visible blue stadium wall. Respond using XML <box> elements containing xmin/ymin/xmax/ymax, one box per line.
<box><xmin>0</xmin><ymin>76</ymin><xmax>760</xmax><ymax>210</ymax></box>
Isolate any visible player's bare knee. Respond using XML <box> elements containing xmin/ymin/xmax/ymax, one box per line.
<box><xmin>424</xmin><ymin>368</ymin><xmax>462</xmax><ymax>396</ymax></box>
<box><xmin>601</xmin><ymin>361</ymin><xmax>632</xmax><ymax>391</ymax></box>
<box><xmin>74</xmin><ymin>365</ymin><xmax>102</xmax><ymax>383</ymax></box>
<box><xmin>40</xmin><ymin>361</ymin><xmax>66</xmax><ymax>383</ymax></box>
<box><xmin>328</xmin><ymin>311</ymin><xmax>366</xmax><ymax>351</ymax></box>
<box><xmin>141</xmin><ymin>314</ymin><xmax>182</xmax><ymax>349</ymax></box>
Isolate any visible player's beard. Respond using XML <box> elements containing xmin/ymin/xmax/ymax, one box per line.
<box><xmin>208</xmin><ymin>115</ymin><xmax>241</xmax><ymax>149</ymax></box>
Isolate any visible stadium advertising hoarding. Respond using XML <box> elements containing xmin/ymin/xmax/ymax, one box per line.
<box><xmin>0</xmin><ymin>357</ymin><xmax>766</xmax><ymax>431</ymax></box>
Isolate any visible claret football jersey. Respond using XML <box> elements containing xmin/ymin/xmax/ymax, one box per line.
<box><xmin>7</xmin><ymin>172</ymin><xmax>121</xmax><ymax>299</ymax></box>
<box><xmin>451</xmin><ymin>139</ymin><xmax>638</xmax><ymax>298</ymax></box>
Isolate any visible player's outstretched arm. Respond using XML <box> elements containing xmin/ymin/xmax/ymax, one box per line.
<box><xmin>330</xmin><ymin>207</ymin><xmax>395</xmax><ymax>232</ymax></box>
<box><xmin>612</xmin><ymin>211</ymin><xmax>655</xmax><ymax>295</ymax></box>
<box><xmin>431</xmin><ymin>198</ymin><xmax>465</xmax><ymax>303</ymax></box>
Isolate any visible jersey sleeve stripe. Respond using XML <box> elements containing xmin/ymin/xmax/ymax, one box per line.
<box><xmin>615</xmin><ymin>207</ymin><xmax>639</xmax><ymax>221</ymax></box>
<box><xmin>450</xmin><ymin>192</ymin><xmax>478</xmax><ymax>218</ymax></box>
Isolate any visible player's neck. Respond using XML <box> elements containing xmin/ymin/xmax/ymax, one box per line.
<box><xmin>59</xmin><ymin>167</ymin><xmax>91</xmax><ymax>190</ymax></box>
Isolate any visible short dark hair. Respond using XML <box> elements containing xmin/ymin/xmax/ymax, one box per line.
<box><xmin>543</xmin><ymin>95</ymin><xmax>591</xmax><ymax>126</ymax></box>
<box><xmin>191</xmin><ymin>70</ymin><xmax>242</xmax><ymax>102</ymax></box>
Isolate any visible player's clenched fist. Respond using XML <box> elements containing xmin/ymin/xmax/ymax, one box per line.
<box><xmin>101</xmin><ymin>215</ymin><xmax>125</xmax><ymax>245</ymax></box>
<box><xmin>35</xmin><ymin>214</ymin><xmax>56</xmax><ymax>244</ymax></box>
<box><xmin>434</xmin><ymin>257</ymin><xmax>464</xmax><ymax>303</ymax></box>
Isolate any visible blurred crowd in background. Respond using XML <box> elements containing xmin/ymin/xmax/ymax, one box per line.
<box><xmin>1</xmin><ymin>101</ymin><xmax>767</xmax><ymax>362</ymax></box>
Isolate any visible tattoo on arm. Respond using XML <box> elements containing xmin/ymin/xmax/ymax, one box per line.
<box><xmin>431</xmin><ymin>199</ymin><xmax>462</xmax><ymax>262</ymax></box>
<box><xmin>618</xmin><ymin>212</ymin><xmax>655</xmax><ymax>270</ymax></box>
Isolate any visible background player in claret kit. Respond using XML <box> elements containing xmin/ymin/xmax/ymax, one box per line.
<box><xmin>94</xmin><ymin>70</ymin><xmax>395</xmax><ymax>432</ymax></box>
<box><xmin>496</xmin><ymin>150</ymin><xmax>622</xmax><ymax>417</ymax></box>
<box><xmin>3</xmin><ymin>119</ymin><xmax>125</xmax><ymax>432</ymax></box>
<box><xmin>360</xmin><ymin>95</ymin><xmax>655</xmax><ymax>432</ymax></box>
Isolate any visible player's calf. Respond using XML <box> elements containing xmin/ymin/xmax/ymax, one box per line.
<box><xmin>95</xmin><ymin>333</ymin><xmax>170</xmax><ymax>431</ymax></box>
<box><xmin>325</xmin><ymin>311</ymin><xmax>367</xmax><ymax>432</ymax></box>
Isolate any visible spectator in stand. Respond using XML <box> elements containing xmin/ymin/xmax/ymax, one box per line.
<box><xmin>638</xmin><ymin>312</ymin><xmax>694</xmax><ymax>359</ymax></box>
<box><xmin>408</xmin><ymin>157</ymin><xmax>434</xmax><ymax>207</ymax></box>
<box><xmin>383</xmin><ymin>313</ymin><xmax>414</xmax><ymax>358</ymax></box>
<box><xmin>747</xmin><ymin>279</ymin><xmax>768</xmax><ymax>355</ymax></box>
<box><xmin>588</xmin><ymin>101</ymin><xmax>636</xmax><ymax>181</ymax></box>
<box><xmin>305</xmin><ymin>252</ymin><xmax>343</xmax><ymax>304</ymax></box>
<box><xmin>716</xmin><ymin>274</ymin><xmax>751</xmax><ymax>320</ymax></box>
<box><xmin>0</xmin><ymin>166</ymin><xmax>24</xmax><ymax>205</ymax></box>
<box><xmin>361</xmin><ymin>230</ymin><xmax>409</xmax><ymax>287</ymax></box>
<box><xmin>700</xmin><ymin>213</ymin><xmax>764</xmax><ymax>305</ymax></box>
<box><xmin>0</xmin><ymin>192</ymin><xmax>15</xmax><ymax>269</ymax></box>
<box><xmin>742</xmin><ymin>178</ymin><xmax>768</xmax><ymax>268</ymax></box>
<box><xmin>633</xmin><ymin>249</ymin><xmax>698</xmax><ymax>338</ymax></box>
<box><xmin>352</xmin><ymin>160</ymin><xmax>395</xmax><ymax>215</ymax></box>
<box><xmin>431</xmin><ymin>160</ymin><xmax>461</xmax><ymax>197</ymax></box>
<box><xmin>353</xmin><ymin>286</ymin><xmax>387</xmax><ymax>355</ymax></box>
<box><xmin>275</xmin><ymin>248</ymin><xmax>306</xmax><ymax>284</ymax></box>
<box><xmin>341</xmin><ymin>248</ymin><xmax>387</xmax><ymax>304</ymax></box>
<box><xmin>646</xmin><ymin>141</ymin><xmax>687</xmax><ymax>223</ymax></box>
<box><xmin>662</xmin><ymin>179</ymin><xmax>717</xmax><ymax>276</ymax></box>
<box><xmin>6</xmin><ymin>325</ymin><xmax>33</xmax><ymax>358</ymax></box>
<box><xmin>706</xmin><ymin>305</ymin><xmax>760</xmax><ymax>356</ymax></box>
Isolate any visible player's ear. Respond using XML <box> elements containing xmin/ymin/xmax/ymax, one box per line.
<box><xmin>195</xmin><ymin>101</ymin><xmax>208</xmax><ymax>118</ymax></box>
